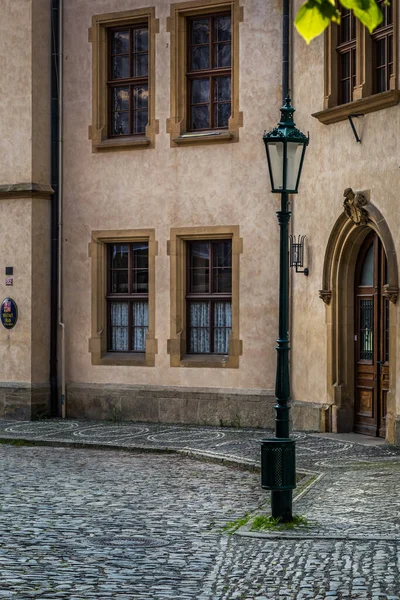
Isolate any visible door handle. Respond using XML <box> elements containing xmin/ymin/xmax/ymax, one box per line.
<box><xmin>377</xmin><ymin>360</ymin><xmax>384</xmax><ymax>366</ymax></box>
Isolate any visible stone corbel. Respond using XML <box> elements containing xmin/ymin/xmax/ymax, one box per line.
<box><xmin>383</xmin><ymin>285</ymin><xmax>399</xmax><ymax>304</ymax></box>
<box><xmin>319</xmin><ymin>289</ymin><xmax>332</xmax><ymax>305</ymax></box>
<box><xmin>343</xmin><ymin>188</ymin><xmax>369</xmax><ymax>226</ymax></box>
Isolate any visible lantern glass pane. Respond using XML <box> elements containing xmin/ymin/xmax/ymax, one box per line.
<box><xmin>267</xmin><ymin>141</ymin><xmax>284</xmax><ymax>190</ymax></box>
<box><xmin>286</xmin><ymin>142</ymin><xmax>304</xmax><ymax>191</ymax></box>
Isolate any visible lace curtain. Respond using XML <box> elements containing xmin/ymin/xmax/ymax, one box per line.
<box><xmin>110</xmin><ymin>301</ymin><xmax>148</xmax><ymax>351</ymax></box>
<box><xmin>189</xmin><ymin>301</ymin><xmax>231</xmax><ymax>353</ymax></box>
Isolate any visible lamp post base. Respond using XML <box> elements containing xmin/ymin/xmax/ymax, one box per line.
<box><xmin>271</xmin><ymin>489</ymin><xmax>293</xmax><ymax>522</ymax></box>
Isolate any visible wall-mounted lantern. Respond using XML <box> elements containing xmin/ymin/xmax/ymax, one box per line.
<box><xmin>289</xmin><ymin>235</ymin><xmax>308</xmax><ymax>276</ymax></box>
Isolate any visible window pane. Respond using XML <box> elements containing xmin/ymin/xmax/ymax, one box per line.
<box><xmin>214</xmin><ymin>103</ymin><xmax>231</xmax><ymax>128</ymax></box>
<box><xmin>191</xmin><ymin>46</ymin><xmax>210</xmax><ymax>70</ymax></box>
<box><xmin>191</xmin><ymin>19</ymin><xmax>210</xmax><ymax>45</ymax></box>
<box><xmin>213</xmin><ymin>241</ymin><xmax>232</xmax><ymax>268</ymax></box>
<box><xmin>213</xmin><ymin>241</ymin><xmax>232</xmax><ymax>292</ymax></box>
<box><xmin>132</xmin><ymin>301</ymin><xmax>148</xmax><ymax>351</ymax></box>
<box><xmin>112</xmin><ymin>56</ymin><xmax>130</xmax><ymax>79</ymax></box>
<box><xmin>191</xmin><ymin>79</ymin><xmax>210</xmax><ymax>104</ymax></box>
<box><xmin>376</xmin><ymin>38</ymin><xmax>385</xmax><ymax>68</ymax></box>
<box><xmin>214</xmin><ymin>301</ymin><xmax>232</xmax><ymax>353</ymax></box>
<box><xmin>112</xmin><ymin>30</ymin><xmax>129</xmax><ymax>54</ymax></box>
<box><xmin>133</xmin><ymin>110</ymin><xmax>148</xmax><ymax>134</ymax></box>
<box><xmin>110</xmin><ymin>302</ymin><xmax>129</xmax><ymax>351</ymax></box>
<box><xmin>214</xmin><ymin>76</ymin><xmax>231</xmax><ymax>101</ymax></box>
<box><xmin>132</xmin><ymin>243</ymin><xmax>148</xmax><ymax>269</ymax></box>
<box><xmin>112</xmin><ymin>87</ymin><xmax>129</xmax><ymax>111</ymax></box>
<box><xmin>341</xmin><ymin>52</ymin><xmax>350</xmax><ymax>79</ymax></box>
<box><xmin>133</xmin><ymin>269</ymin><xmax>149</xmax><ymax>293</ymax></box>
<box><xmin>213</xmin><ymin>267</ymin><xmax>232</xmax><ymax>293</ymax></box>
<box><xmin>111</xmin><ymin>245</ymin><xmax>129</xmax><ymax>269</ymax></box>
<box><xmin>214</xmin><ymin>16</ymin><xmax>231</xmax><ymax>42</ymax></box>
<box><xmin>191</xmin><ymin>105</ymin><xmax>210</xmax><ymax>129</ymax></box>
<box><xmin>133</xmin><ymin>85</ymin><xmax>149</xmax><ymax>109</ymax></box>
<box><xmin>190</xmin><ymin>242</ymin><xmax>210</xmax><ymax>268</ymax></box>
<box><xmin>134</xmin><ymin>27</ymin><xmax>148</xmax><ymax>52</ymax></box>
<box><xmin>191</xmin><ymin>268</ymin><xmax>209</xmax><ymax>293</ymax></box>
<box><xmin>112</xmin><ymin>112</ymin><xmax>129</xmax><ymax>135</ymax></box>
<box><xmin>339</xmin><ymin>9</ymin><xmax>351</xmax><ymax>43</ymax></box>
<box><xmin>214</xmin><ymin>43</ymin><xmax>231</xmax><ymax>68</ymax></box>
<box><xmin>360</xmin><ymin>244</ymin><xmax>374</xmax><ymax>286</ymax></box>
<box><xmin>112</xmin><ymin>270</ymin><xmax>129</xmax><ymax>293</ymax></box>
<box><xmin>188</xmin><ymin>301</ymin><xmax>210</xmax><ymax>353</ymax></box>
<box><xmin>134</xmin><ymin>53</ymin><xmax>148</xmax><ymax>77</ymax></box>
<box><xmin>360</xmin><ymin>298</ymin><xmax>373</xmax><ymax>361</ymax></box>
<box><xmin>189</xmin><ymin>301</ymin><xmax>210</xmax><ymax>326</ymax></box>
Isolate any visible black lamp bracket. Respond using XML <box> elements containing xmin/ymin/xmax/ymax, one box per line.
<box><xmin>289</xmin><ymin>234</ymin><xmax>309</xmax><ymax>276</ymax></box>
<box><xmin>348</xmin><ymin>114</ymin><xmax>364</xmax><ymax>144</ymax></box>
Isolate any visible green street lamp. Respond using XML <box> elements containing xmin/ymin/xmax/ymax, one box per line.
<box><xmin>261</xmin><ymin>96</ymin><xmax>309</xmax><ymax>522</ymax></box>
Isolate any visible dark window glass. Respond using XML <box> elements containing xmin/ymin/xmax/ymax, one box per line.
<box><xmin>187</xmin><ymin>240</ymin><xmax>232</xmax><ymax>354</ymax></box>
<box><xmin>108</xmin><ymin>242</ymin><xmax>149</xmax><ymax>352</ymax></box>
<box><xmin>109</xmin><ymin>24</ymin><xmax>149</xmax><ymax>136</ymax></box>
<box><xmin>188</xmin><ymin>14</ymin><xmax>231</xmax><ymax>131</ymax></box>
<box><xmin>359</xmin><ymin>298</ymin><xmax>374</xmax><ymax>361</ymax></box>
<box><xmin>336</xmin><ymin>9</ymin><xmax>356</xmax><ymax>104</ymax></box>
<box><xmin>360</xmin><ymin>244</ymin><xmax>374</xmax><ymax>286</ymax></box>
<box><xmin>372</xmin><ymin>0</ymin><xmax>393</xmax><ymax>93</ymax></box>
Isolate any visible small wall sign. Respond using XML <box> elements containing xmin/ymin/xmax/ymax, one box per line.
<box><xmin>1</xmin><ymin>298</ymin><xmax>18</xmax><ymax>330</ymax></box>
<box><xmin>5</xmin><ymin>278</ymin><xmax>13</xmax><ymax>286</ymax></box>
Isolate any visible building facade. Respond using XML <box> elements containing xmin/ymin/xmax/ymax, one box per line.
<box><xmin>1</xmin><ymin>0</ymin><xmax>400</xmax><ymax>443</ymax></box>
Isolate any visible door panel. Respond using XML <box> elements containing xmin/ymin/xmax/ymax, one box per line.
<box><xmin>354</xmin><ymin>232</ymin><xmax>388</xmax><ymax>437</ymax></box>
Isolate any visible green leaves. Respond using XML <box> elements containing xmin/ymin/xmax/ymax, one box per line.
<box><xmin>295</xmin><ymin>0</ymin><xmax>384</xmax><ymax>44</ymax></box>
<box><xmin>340</xmin><ymin>0</ymin><xmax>383</xmax><ymax>32</ymax></box>
<box><xmin>295</xmin><ymin>0</ymin><xmax>340</xmax><ymax>44</ymax></box>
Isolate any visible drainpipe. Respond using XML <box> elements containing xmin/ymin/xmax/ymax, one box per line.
<box><xmin>58</xmin><ymin>1</ymin><xmax>65</xmax><ymax>418</ymax></box>
<box><xmin>50</xmin><ymin>0</ymin><xmax>61</xmax><ymax>416</ymax></box>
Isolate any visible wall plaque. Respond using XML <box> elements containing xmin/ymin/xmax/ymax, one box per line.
<box><xmin>1</xmin><ymin>298</ymin><xmax>18</xmax><ymax>330</ymax></box>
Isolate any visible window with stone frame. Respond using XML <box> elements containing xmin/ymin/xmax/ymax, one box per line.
<box><xmin>89</xmin><ymin>8</ymin><xmax>158</xmax><ymax>151</ymax></box>
<box><xmin>336</xmin><ymin>8</ymin><xmax>357</xmax><ymax>104</ymax></box>
<box><xmin>107</xmin><ymin>242</ymin><xmax>149</xmax><ymax>352</ymax></box>
<box><xmin>186</xmin><ymin>240</ymin><xmax>232</xmax><ymax>354</ymax></box>
<box><xmin>166</xmin><ymin>0</ymin><xmax>243</xmax><ymax>145</ymax></box>
<box><xmin>108</xmin><ymin>25</ymin><xmax>149</xmax><ymax>137</ymax></box>
<box><xmin>371</xmin><ymin>0</ymin><xmax>394</xmax><ymax>94</ymax></box>
<box><xmin>314</xmin><ymin>1</ymin><xmax>398</xmax><ymax>124</ymax></box>
<box><xmin>187</xmin><ymin>14</ymin><xmax>232</xmax><ymax>131</ymax></box>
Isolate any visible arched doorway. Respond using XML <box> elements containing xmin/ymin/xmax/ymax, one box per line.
<box><xmin>354</xmin><ymin>232</ymin><xmax>389</xmax><ymax>437</ymax></box>
<box><xmin>319</xmin><ymin>190</ymin><xmax>399</xmax><ymax>442</ymax></box>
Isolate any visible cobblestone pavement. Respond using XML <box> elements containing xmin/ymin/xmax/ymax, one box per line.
<box><xmin>1</xmin><ymin>420</ymin><xmax>400</xmax><ymax>598</ymax></box>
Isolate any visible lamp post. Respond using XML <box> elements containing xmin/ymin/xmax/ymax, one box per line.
<box><xmin>261</xmin><ymin>96</ymin><xmax>309</xmax><ymax>522</ymax></box>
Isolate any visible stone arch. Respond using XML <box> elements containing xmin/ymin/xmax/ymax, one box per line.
<box><xmin>319</xmin><ymin>190</ymin><xmax>398</xmax><ymax>440</ymax></box>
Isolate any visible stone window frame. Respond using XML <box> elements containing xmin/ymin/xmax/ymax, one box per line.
<box><xmin>89</xmin><ymin>8</ymin><xmax>159</xmax><ymax>152</ymax></box>
<box><xmin>166</xmin><ymin>0</ymin><xmax>243</xmax><ymax>147</ymax></box>
<box><xmin>313</xmin><ymin>4</ymin><xmax>399</xmax><ymax>125</ymax></box>
<box><xmin>167</xmin><ymin>226</ymin><xmax>243</xmax><ymax>368</ymax></box>
<box><xmin>89</xmin><ymin>229</ymin><xmax>158</xmax><ymax>366</ymax></box>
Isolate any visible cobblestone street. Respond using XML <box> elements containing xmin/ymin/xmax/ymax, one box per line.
<box><xmin>0</xmin><ymin>421</ymin><xmax>400</xmax><ymax>599</ymax></box>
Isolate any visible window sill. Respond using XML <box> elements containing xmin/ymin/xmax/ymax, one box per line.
<box><xmin>93</xmin><ymin>136</ymin><xmax>151</xmax><ymax>152</ymax></box>
<box><xmin>172</xmin><ymin>131</ymin><xmax>233</xmax><ymax>145</ymax></box>
<box><xmin>95</xmin><ymin>352</ymin><xmax>150</xmax><ymax>367</ymax></box>
<box><xmin>180</xmin><ymin>354</ymin><xmax>231</xmax><ymax>368</ymax></box>
<box><xmin>312</xmin><ymin>90</ymin><xmax>400</xmax><ymax>125</ymax></box>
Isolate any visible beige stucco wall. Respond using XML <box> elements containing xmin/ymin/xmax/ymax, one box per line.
<box><xmin>291</xmin><ymin>4</ymin><xmax>400</xmax><ymax>427</ymax></box>
<box><xmin>0</xmin><ymin>0</ymin><xmax>51</xmax><ymax>389</ymax></box>
<box><xmin>0</xmin><ymin>0</ymin><xmax>50</xmax><ymax>185</ymax></box>
<box><xmin>62</xmin><ymin>0</ymin><xmax>284</xmax><ymax>392</ymax></box>
<box><xmin>0</xmin><ymin>196</ymin><xmax>50</xmax><ymax>384</ymax></box>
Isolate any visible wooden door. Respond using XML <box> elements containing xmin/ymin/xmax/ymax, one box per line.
<box><xmin>354</xmin><ymin>232</ymin><xmax>388</xmax><ymax>437</ymax></box>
